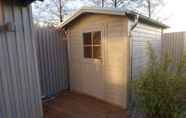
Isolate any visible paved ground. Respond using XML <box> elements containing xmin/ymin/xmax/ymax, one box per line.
<box><xmin>43</xmin><ymin>91</ymin><xmax>128</xmax><ymax>118</ymax></box>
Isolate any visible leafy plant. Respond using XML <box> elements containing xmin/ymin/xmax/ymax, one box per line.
<box><xmin>132</xmin><ymin>42</ymin><xmax>186</xmax><ymax>118</ymax></box>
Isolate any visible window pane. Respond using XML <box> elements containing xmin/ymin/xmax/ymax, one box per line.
<box><xmin>84</xmin><ymin>46</ymin><xmax>92</xmax><ymax>58</ymax></box>
<box><xmin>93</xmin><ymin>31</ymin><xmax>101</xmax><ymax>45</ymax></box>
<box><xmin>83</xmin><ymin>32</ymin><xmax>92</xmax><ymax>45</ymax></box>
<box><xmin>93</xmin><ymin>46</ymin><xmax>101</xmax><ymax>59</ymax></box>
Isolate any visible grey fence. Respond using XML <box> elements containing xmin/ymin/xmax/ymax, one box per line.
<box><xmin>162</xmin><ymin>32</ymin><xmax>186</xmax><ymax>63</ymax></box>
<box><xmin>35</xmin><ymin>28</ymin><xmax>68</xmax><ymax>98</ymax></box>
<box><xmin>0</xmin><ymin>2</ymin><xmax>42</xmax><ymax>118</ymax></box>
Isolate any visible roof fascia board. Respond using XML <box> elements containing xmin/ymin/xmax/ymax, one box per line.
<box><xmin>62</xmin><ymin>7</ymin><xmax>169</xmax><ymax>29</ymax></box>
<box><xmin>62</xmin><ymin>8</ymin><xmax>126</xmax><ymax>27</ymax></box>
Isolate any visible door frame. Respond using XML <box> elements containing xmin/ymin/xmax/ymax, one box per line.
<box><xmin>80</xmin><ymin>24</ymin><xmax>106</xmax><ymax>99</ymax></box>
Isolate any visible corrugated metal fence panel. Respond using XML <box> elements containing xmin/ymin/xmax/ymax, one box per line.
<box><xmin>130</xmin><ymin>22</ymin><xmax>162</xmax><ymax>80</ymax></box>
<box><xmin>35</xmin><ymin>28</ymin><xmax>68</xmax><ymax>97</ymax></box>
<box><xmin>0</xmin><ymin>1</ymin><xmax>43</xmax><ymax>118</ymax></box>
<box><xmin>162</xmin><ymin>32</ymin><xmax>186</xmax><ymax>64</ymax></box>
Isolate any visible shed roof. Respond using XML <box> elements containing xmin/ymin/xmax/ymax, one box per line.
<box><xmin>62</xmin><ymin>7</ymin><xmax>169</xmax><ymax>28</ymax></box>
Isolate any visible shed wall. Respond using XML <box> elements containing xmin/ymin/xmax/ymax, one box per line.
<box><xmin>0</xmin><ymin>1</ymin><xmax>42</xmax><ymax>118</ymax></box>
<box><xmin>129</xmin><ymin>21</ymin><xmax>162</xmax><ymax>79</ymax></box>
<box><xmin>67</xmin><ymin>14</ymin><xmax>129</xmax><ymax>108</ymax></box>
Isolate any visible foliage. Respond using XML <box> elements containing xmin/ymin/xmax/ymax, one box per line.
<box><xmin>32</xmin><ymin>0</ymin><xmax>165</xmax><ymax>26</ymax></box>
<box><xmin>32</xmin><ymin>0</ymin><xmax>75</xmax><ymax>26</ymax></box>
<box><xmin>130</xmin><ymin>0</ymin><xmax>165</xmax><ymax>18</ymax></box>
<box><xmin>88</xmin><ymin>0</ymin><xmax>165</xmax><ymax>18</ymax></box>
<box><xmin>132</xmin><ymin>42</ymin><xmax>186</xmax><ymax>118</ymax></box>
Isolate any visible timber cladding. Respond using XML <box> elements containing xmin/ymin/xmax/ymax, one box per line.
<box><xmin>64</xmin><ymin>11</ymin><xmax>165</xmax><ymax>109</ymax></box>
<box><xmin>0</xmin><ymin>0</ymin><xmax>43</xmax><ymax>118</ymax></box>
<box><xmin>66</xmin><ymin>14</ymin><xmax>129</xmax><ymax>109</ymax></box>
<box><xmin>130</xmin><ymin>21</ymin><xmax>162</xmax><ymax>79</ymax></box>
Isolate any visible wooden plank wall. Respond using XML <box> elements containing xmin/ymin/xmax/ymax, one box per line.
<box><xmin>162</xmin><ymin>32</ymin><xmax>186</xmax><ymax>64</ymax></box>
<box><xmin>35</xmin><ymin>28</ymin><xmax>68</xmax><ymax>97</ymax></box>
<box><xmin>130</xmin><ymin>21</ymin><xmax>162</xmax><ymax>80</ymax></box>
<box><xmin>0</xmin><ymin>0</ymin><xmax>43</xmax><ymax>118</ymax></box>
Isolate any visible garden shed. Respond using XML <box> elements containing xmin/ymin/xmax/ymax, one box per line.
<box><xmin>62</xmin><ymin>7</ymin><xmax>168</xmax><ymax>109</ymax></box>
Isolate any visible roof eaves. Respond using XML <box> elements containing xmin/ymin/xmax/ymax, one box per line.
<box><xmin>62</xmin><ymin>7</ymin><xmax>169</xmax><ymax>29</ymax></box>
<box><xmin>62</xmin><ymin>7</ymin><xmax>126</xmax><ymax>28</ymax></box>
<box><xmin>62</xmin><ymin>10</ymin><xmax>83</xmax><ymax>27</ymax></box>
<box><xmin>126</xmin><ymin>11</ymin><xmax>169</xmax><ymax>28</ymax></box>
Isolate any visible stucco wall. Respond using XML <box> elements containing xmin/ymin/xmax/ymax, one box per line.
<box><xmin>67</xmin><ymin>14</ymin><xmax>129</xmax><ymax>108</ymax></box>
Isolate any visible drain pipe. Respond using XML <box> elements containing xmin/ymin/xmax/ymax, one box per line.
<box><xmin>63</xmin><ymin>28</ymin><xmax>71</xmax><ymax>91</ymax></box>
<box><xmin>127</xmin><ymin>13</ymin><xmax>139</xmax><ymax>113</ymax></box>
<box><xmin>129</xmin><ymin>14</ymin><xmax>139</xmax><ymax>81</ymax></box>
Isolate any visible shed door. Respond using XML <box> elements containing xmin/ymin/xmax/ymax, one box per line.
<box><xmin>81</xmin><ymin>27</ymin><xmax>105</xmax><ymax>99</ymax></box>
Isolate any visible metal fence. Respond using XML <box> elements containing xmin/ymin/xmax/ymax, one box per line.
<box><xmin>35</xmin><ymin>28</ymin><xmax>68</xmax><ymax>98</ymax></box>
<box><xmin>162</xmin><ymin>32</ymin><xmax>186</xmax><ymax>63</ymax></box>
<box><xmin>0</xmin><ymin>3</ymin><xmax>42</xmax><ymax>118</ymax></box>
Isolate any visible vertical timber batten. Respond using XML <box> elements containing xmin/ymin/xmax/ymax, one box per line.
<box><xmin>0</xmin><ymin>0</ymin><xmax>43</xmax><ymax>118</ymax></box>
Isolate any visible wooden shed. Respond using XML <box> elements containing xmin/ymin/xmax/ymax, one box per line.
<box><xmin>62</xmin><ymin>7</ymin><xmax>168</xmax><ymax>109</ymax></box>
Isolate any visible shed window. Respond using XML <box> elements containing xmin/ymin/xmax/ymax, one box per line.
<box><xmin>83</xmin><ymin>31</ymin><xmax>101</xmax><ymax>59</ymax></box>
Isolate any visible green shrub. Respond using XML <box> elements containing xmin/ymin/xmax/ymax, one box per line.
<box><xmin>132</xmin><ymin>42</ymin><xmax>186</xmax><ymax>118</ymax></box>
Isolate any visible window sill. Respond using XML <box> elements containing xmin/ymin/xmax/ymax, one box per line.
<box><xmin>83</xmin><ymin>58</ymin><xmax>102</xmax><ymax>63</ymax></box>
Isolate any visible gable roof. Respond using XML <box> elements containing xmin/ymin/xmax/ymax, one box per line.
<box><xmin>62</xmin><ymin>7</ymin><xmax>169</xmax><ymax>28</ymax></box>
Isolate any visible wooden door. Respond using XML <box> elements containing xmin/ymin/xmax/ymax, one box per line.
<box><xmin>81</xmin><ymin>26</ymin><xmax>105</xmax><ymax>100</ymax></box>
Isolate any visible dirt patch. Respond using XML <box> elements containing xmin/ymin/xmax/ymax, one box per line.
<box><xmin>43</xmin><ymin>91</ymin><xmax>128</xmax><ymax>118</ymax></box>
